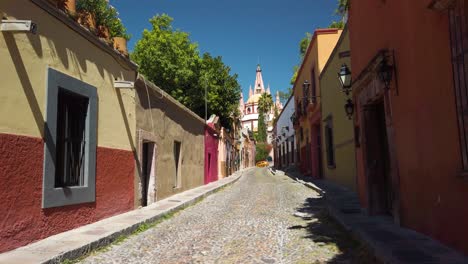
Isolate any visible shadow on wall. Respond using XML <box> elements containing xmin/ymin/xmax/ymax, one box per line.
<box><xmin>290</xmin><ymin>196</ymin><xmax>380</xmax><ymax>264</ymax></box>
<box><xmin>3</xmin><ymin>32</ymin><xmax>56</xmax><ymax>162</ymax></box>
<box><xmin>135</xmin><ymin>81</ymin><xmax>205</xmax><ymax>137</ymax></box>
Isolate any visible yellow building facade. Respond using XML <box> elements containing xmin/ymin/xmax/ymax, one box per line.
<box><xmin>319</xmin><ymin>27</ymin><xmax>357</xmax><ymax>191</ymax></box>
<box><xmin>293</xmin><ymin>29</ymin><xmax>341</xmax><ymax>178</ymax></box>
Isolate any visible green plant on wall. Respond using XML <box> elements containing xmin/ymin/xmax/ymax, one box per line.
<box><xmin>76</xmin><ymin>0</ymin><xmax>130</xmax><ymax>40</ymax></box>
<box><xmin>106</xmin><ymin>5</ymin><xmax>131</xmax><ymax>40</ymax></box>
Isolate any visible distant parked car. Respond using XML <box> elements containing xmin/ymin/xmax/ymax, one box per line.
<box><xmin>256</xmin><ymin>161</ymin><xmax>269</xmax><ymax>167</ymax></box>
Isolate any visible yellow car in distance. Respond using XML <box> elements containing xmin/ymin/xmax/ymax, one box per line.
<box><xmin>256</xmin><ymin>161</ymin><xmax>269</xmax><ymax>167</ymax></box>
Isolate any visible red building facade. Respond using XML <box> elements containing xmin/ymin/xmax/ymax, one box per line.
<box><xmin>349</xmin><ymin>0</ymin><xmax>468</xmax><ymax>254</ymax></box>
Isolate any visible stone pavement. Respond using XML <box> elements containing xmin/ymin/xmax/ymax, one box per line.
<box><xmin>0</xmin><ymin>169</ymin><xmax>247</xmax><ymax>264</ymax></box>
<box><xmin>78</xmin><ymin>167</ymin><xmax>370</xmax><ymax>264</ymax></box>
<box><xmin>281</xmin><ymin>167</ymin><xmax>468</xmax><ymax>264</ymax></box>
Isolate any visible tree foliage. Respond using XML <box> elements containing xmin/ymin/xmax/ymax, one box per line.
<box><xmin>290</xmin><ymin>33</ymin><xmax>311</xmax><ymax>85</ymax></box>
<box><xmin>258</xmin><ymin>93</ymin><xmax>273</xmax><ymax>115</ymax></box>
<box><xmin>257</xmin><ymin>93</ymin><xmax>273</xmax><ymax>143</ymax></box>
<box><xmin>257</xmin><ymin>112</ymin><xmax>267</xmax><ymax>143</ymax></box>
<box><xmin>329</xmin><ymin>0</ymin><xmax>349</xmax><ymax>29</ymax></box>
<box><xmin>132</xmin><ymin>14</ymin><xmax>241</xmax><ymax>129</ymax></box>
<box><xmin>278</xmin><ymin>88</ymin><xmax>293</xmax><ymax>103</ymax></box>
<box><xmin>335</xmin><ymin>0</ymin><xmax>349</xmax><ymax>16</ymax></box>
<box><xmin>255</xmin><ymin>142</ymin><xmax>271</xmax><ymax>162</ymax></box>
<box><xmin>329</xmin><ymin>20</ymin><xmax>344</xmax><ymax>29</ymax></box>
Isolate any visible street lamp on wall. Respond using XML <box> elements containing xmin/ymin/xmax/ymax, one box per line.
<box><xmin>338</xmin><ymin>64</ymin><xmax>352</xmax><ymax>95</ymax></box>
<box><xmin>303</xmin><ymin>80</ymin><xmax>310</xmax><ymax>93</ymax></box>
<box><xmin>344</xmin><ymin>99</ymin><xmax>354</xmax><ymax>120</ymax></box>
<box><xmin>378</xmin><ymin>57</ymin><xmax>394</xmax><ymax>90</ymax></box>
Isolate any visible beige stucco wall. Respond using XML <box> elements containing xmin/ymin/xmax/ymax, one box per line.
<box><xmin>319</xmin><ymin>28</ymin><xmax>357</xmax><ymax>191</ymax></box>
<box><xmin>134</xmin><ymin>78</ymin><xmax>204</xmax><ymax>205</ymax></box>
<box><xmin>0</xmin><ymin>0</ymin><xmax>136</xmax><ymax>151</ymax></box>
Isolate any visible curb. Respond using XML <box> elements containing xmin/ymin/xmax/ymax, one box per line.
<box><xmin>0</xmin><ymin>170</ymin><xmax>246</xmax><ymax>264</ymax></box>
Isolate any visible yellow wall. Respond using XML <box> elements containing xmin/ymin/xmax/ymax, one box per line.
<box><xmin>0</xmin><ymin>0</ymin><xmax>136</xmax><ymax>151</ymax></box>
<box><xmin>319</xmin><ymin>28</ymin><xmax>357</xmax><ymax>191</ymax></box>
<box><xmin>293</xmin><ymin>30</ymin><xmax>342</xmax><ymax>149</ymax></box>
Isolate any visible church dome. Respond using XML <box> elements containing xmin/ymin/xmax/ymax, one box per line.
<box><xmin>246</xmin><ymin>93</ymin><xmax>262</xmax><ymax>104</ymax></box>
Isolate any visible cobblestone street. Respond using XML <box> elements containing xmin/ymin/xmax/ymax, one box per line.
<box><xmin>79</xmin><ymin>168</ymin><xmax>368</xmax><ymax>264</ymax></box>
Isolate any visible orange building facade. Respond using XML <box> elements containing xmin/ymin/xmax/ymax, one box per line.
<box><xmin>293</xmin><ymin>29</ymin><xmax>341</xmax><ymax>178</ymax></box>
<box><xmin>349</xmin><ymin>0</ymin><xmax>468</xmax><ymax>254</ymax></box>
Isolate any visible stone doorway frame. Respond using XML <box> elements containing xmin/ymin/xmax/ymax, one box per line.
<box><xmin>353</xmin><ymin>50</ymin><xmax>401</xmax><ymax>225</ymax></box>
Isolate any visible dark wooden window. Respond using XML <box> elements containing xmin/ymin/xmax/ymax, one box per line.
<box><xmin>311</xmin><ymin>69</ymin><xmax>317</xmax><ymax>104</ymax></box>
<box><xmin>324</xmin><ymin>118</ymin><xmax>336</xmax><ymax>168</ymax></box>
<box><xmin>449</xmin><ymin>0</ymin><xmax>468</xmax><ymax>169</ymax></box>
<box><xmin>55</xmin><ymin>89</ymin><xmax>89</xmax><ymax>187</ymax></box>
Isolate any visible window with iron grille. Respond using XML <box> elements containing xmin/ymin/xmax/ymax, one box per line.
<box><xmin>43</xmin><ymin>68</ymin><xmax>97</xmax><ymax>208</ymax></box>
<box><xmin>449</xmin><ymin>0</ymin><xmax>468</xmax><ymax>169</ymax></box>
<box><xmin>55</xmin><ymin>90</ymin><xmax>88</xmax><ymax>187</ymax></box>
<box><xmin>324</xmin><ymin>117</ymin><xmax>335</xmax><ymax>168</ymax></box>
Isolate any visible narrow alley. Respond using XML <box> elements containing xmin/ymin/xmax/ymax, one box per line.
<box><xmin>78</xmin><ymin>168</ymin><xmax>367</xmax><ymax>264</ymax></box>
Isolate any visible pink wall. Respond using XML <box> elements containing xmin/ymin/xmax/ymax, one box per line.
<box><xmin>0</xmin><ymin>133</ymin><xmax>135</xmax><ymax>253</ymax></box>
<box><xmin>205</xmin><ymin>125</ymin><xmax>219</xmax><ymax>184</ymax></box>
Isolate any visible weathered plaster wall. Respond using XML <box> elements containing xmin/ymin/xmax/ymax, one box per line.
<box><xmin>349</xmin><ymin>0</ymin><xmax>468</xmax><ymax>254</ymax></box>
<box><xmin>319</xmin><ymin>28</ymin><xmax>357</xmax><ymax>192</ymax></box>
<box><xmin>0</xmin><ymin>1</ymin><xmax>137</xmax><ymax>252</ymax></box>
<box><xmin>0</xmin><ymin>134</ymin><xmax>134</xmax><ymax>253</ymax></box>
<box><xmin>0</xmin><ymin>0</ymin><xmax>136</xmax><ymax>151</ymax></box>
<box><xmin>135</xmin><ymin>78</ymin><xmax>205</xmax><ymax>203</ymax></box>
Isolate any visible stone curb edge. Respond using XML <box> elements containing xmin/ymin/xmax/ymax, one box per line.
<box><xmin>45</xmin><ymin>172</ymin><xmax>244</xmax><ymax>264</ymax></box>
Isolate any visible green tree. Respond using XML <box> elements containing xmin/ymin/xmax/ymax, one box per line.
<box><xmin>290</xmin><ymin>33</ymin><xmax>311</xmax><ymax>85</ymax></box>
<box><xmin>336</xmin><ymin>0</ymin><xmax>349</xmax><ymax>17</ymax></box>
<box><xmin>329</xmin><ymin>20</ymin><xmax>344</xmax><ymax>29</ymax></box>
<box><xmin>132</xmin><ymin>14</ymin><xmax>241</xmax><ymax>128</ymax></box>
<box><xmin>255</xmin><ymin>142</ymin><xmax>270</xmax><ymax>162</ymax></box>
<box><xmin>132</xmin><ymin>14</ymin><xmax>200</xmax><ymax>105</ymax></box>
<box><xmin>197</xmin><ymin>53</ymin><xmax>241</xmax><ymax>129</ymax></box>
<box><xmin>278</xmin><ymin>88</ymin><xmax>293</xmax><ymax>103</ymax></box>
<box><xmin>258</xmin><ymin>93</ymin><xmax>273</xmax><ymax>114</ymax></box>
<box><xmin>256</xmin><ymin>93</ymin><xmax>273</xmax><ymax>143</ymax></box>
<box><xmin>257</xmin><ymin>112</ymin><xmax>267</xmax><ymax>143</ymax></box>
<box><xmin>329</xmin><ymin>0</ymin><xmax>349</xmax><ymax>28</ymax></box>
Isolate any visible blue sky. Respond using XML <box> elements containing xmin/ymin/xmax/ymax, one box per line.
<box><xmin>109</xmin><ymin>0</ymin><xmax>340</xmax><ymax>102</ymax></box>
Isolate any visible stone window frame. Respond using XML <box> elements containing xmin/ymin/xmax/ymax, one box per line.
<box><xmin>42</xmin><ymin>68</ymin><xmax>98</xmax><ymax>208</ymax></box>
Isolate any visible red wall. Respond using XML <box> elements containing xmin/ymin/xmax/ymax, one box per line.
<box><xmin>349</xmin><ymin>0</ymin><xmax>468</xmax><ymax>254</ymax></box>
<box><xmin>0</xmin><ymin>133</ymin><xmax>135</xmax><ymax>253</ymax></box>
<box><xmin>204</xmin><ymin>126</ymin><xmax>219</xmax><ymax>184</ymax></box>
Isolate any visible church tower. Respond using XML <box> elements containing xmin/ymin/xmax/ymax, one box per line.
<box><xmin>253</xmin><ymin>64</ymin><xmax>265</xmax><ymax>94</ymax></box>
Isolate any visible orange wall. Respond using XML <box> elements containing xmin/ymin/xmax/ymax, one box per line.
<box><xmin>350</xmin><ymin>0</ymin><xmax>468</xmax><ymax>254</ymax></box>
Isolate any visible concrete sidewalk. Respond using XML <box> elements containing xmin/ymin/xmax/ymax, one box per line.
<box><xmin>276</xmin><ymin>168</ymin><xmax>468</xmax><ymax>264</ymax></box>
<box><xmin>0</xmin><ymin>169</ymin><xmax>250</xmax><ymax>264</ymax></box>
